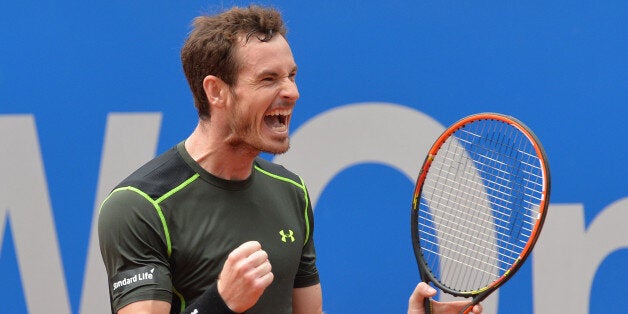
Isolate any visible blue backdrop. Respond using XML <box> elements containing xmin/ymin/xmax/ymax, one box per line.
<box><xmin>1</xmin><ymin>1</ymin><xmax>626</xmax><ymax>313</ymax></box>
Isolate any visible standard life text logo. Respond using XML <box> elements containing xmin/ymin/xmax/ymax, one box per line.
<box><xmin>112</xmin><ymin>266</ymin><xmax>157</xmax><ymax>292</ymax></box>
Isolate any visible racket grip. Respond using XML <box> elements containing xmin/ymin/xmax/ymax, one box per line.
<box><xmin>424</xmin><ymin>297</ymin><xmax>432</xmax><ymax>314</ymax></box>
<box><xmin>460</xmin><ymin>302</ymin><xmax>475</xmax><ymax>314</ymax></box>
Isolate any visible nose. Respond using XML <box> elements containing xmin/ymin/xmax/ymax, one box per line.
<box><xmin>280</xmin><ymin>79</ymin><xmax>299</xmax><ymax>102</ymax></box>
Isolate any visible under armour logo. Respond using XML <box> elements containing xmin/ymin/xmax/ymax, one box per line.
<box><xmin>279</xmin><ymin>229</ymin><xmax>295</xmax><ymax>243</ymax></box>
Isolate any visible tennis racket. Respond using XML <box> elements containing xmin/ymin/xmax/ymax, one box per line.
<box><xmin>410</xmin><ymin>113</ymin><xmax>550</xmax><ymax>313</ymax></box>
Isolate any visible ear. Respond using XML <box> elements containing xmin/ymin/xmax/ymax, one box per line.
<box><xmin>202</xmin><ymin>75</ymin><xmax>227</xmax><ymax>108</ymax></box>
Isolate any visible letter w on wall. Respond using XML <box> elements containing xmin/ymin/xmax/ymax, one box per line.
<box><xmin>0</xmin><ymin>113</ymin><xmax>161</xmax><ymax>314</ymax></box>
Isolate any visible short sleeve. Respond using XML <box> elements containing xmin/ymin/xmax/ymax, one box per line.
<box><xmin>294</xmin><ymin>185</ymin><xmax>320</xmax><ymax>288</ymax></box>
<box><xmin>98</xmin><ymin>187</ymin><xmax>173</xmax><ymax>311</ymax></box>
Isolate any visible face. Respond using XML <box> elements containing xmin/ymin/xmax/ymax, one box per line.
<box><xmin>225</xmin><ymin>34</ymin><xmax>299</xmax><ymax>155</ymax></box>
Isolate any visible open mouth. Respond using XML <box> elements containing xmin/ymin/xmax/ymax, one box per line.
<box><xmin>264</xmin><ymin>110</ymin><xmax>290</xmax><ymax>132</ymax></box>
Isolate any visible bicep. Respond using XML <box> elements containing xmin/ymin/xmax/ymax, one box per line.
<box><xmin>292</xmin><ymin>284</ymin><xmax>323</xmax><ymax>314</ymax></box>
<box><xmin>117</xmin><ymin>300</ymin><xmax>171</xmax><ymax>314</ymax></box>
<box><xmin>99</xmin><ymin>189</ymin><xmax>173</xmax><ymax>310</ymax></box>
<box><xmin>98</xmin><ymin>188</ymin><xmax>169</xmax><ymax>260</ymax></box>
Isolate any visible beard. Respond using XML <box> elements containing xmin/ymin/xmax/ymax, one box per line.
<box><xmin>226</xmin><ymin>99</ymin><xmax>291</xmax><ymax>155</ymax></box>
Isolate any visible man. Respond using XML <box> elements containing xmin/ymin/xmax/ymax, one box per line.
<box><xmin>99</xmin><ymin>5</ymin><xmax>482</xmax><ymax>314</ymax></box>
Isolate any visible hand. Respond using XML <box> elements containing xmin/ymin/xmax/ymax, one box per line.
<box><xmin>217</xmin><ymin>241</ymin><xmax>274</xmax><ymax>312</ymax></box>
<box><xmin>408</xmin><ymin>282</ymin><xmax>483</xmax><ymax>314</ymax></box>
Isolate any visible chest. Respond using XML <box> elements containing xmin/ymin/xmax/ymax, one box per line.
<box><xmin>162</xmin><ymin>180</ymin><xmax>306</xmax><ymax>295</ymax></box>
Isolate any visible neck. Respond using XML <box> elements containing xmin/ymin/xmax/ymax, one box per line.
<box><xmin>185</xmin><ymin>121</ymin><xmax>259</xmax><ymax>180</ymax></box>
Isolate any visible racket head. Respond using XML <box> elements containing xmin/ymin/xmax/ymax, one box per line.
<box><xmin>411</xmin><ymin>112</ymin><xmax>550</xmax><ymax>302</ymax></box>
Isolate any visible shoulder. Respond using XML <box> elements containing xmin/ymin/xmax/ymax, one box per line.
<box><xmin>99</xmin><ymin>143</ymin><xmax>193</xmax><ymax>233</ymax></box>
<box><xmin>98</xmin><ymin>186</ymin><xmax>160</xmax><ymax>235</ymax></box>
<box><xmin>115</xmin><ymin>143</ymin><xmax>197</xmax><ymax>199</ymax></box>
<box><xmin>253</xmin><ymin>157</ymin><xmax>304</xmax><ymax>187</ymax></box>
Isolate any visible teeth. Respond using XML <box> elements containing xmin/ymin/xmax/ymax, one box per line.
<box><xmin>266</xmin><ymin>110</ymin><xmax>291</xmax><ymax>117</ymax></box>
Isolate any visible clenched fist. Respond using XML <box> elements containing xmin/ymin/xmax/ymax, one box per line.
<box><xmin>217</xmin><ymin>241</ymin><xmax>274</xmax><ymax>313</ymax></box>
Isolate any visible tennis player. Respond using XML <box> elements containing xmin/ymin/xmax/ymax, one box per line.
<box><xmin>98</xmin><ymin>5</ymin><xmax>483</xmax><ymax>314</ymax></box>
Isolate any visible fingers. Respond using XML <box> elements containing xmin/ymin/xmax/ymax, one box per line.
<box><xmin>408</xmin><ymin>282</ymin><xmax>436</xmax><ymax>313</ymax></box>
<box><xmin>224</xmin><ymin>241</ymin><xmax>274</xmax><ymax>283</ymax></box>
<box><xmin>415</xmin><ymin>282</ymin><xmax>437</xmax><ymax>298</ymax></box>
<box><xmin>236</xmin><ymin>242</ymin><xmax>273</xmax><ymax>284</ymax></box>
<box><xmin>462</xmin><ymin>302</ymin><xmax>483</xmax><ymax>314</ymax></box>
<box><xmin>218</xmin><ymin>241</ymin><xmax>274</xmax><ymax>312</ymax></box>
<box><xmin>227</xmin><ymin>240</ymin><xmax>263</xmax><ymax>261</ymax></box>
<box><xmin>470</xmin><ymin>303</ymin><xmax>483</xmax><ymax>314</ymax></box>
<box><xmin>246</xmin><ymin>249</ymin><xmax>274</xmax><ymax>285</ymax></box>
<box><xmin>408</xmin><ymin>283</ymin><xmax>484</xmax><ymax>314</ymax></box>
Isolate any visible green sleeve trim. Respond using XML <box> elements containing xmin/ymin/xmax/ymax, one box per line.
<box><xmin>156</xmin><ymin>173</ymin><xmax>200</xmax><ymax>204</ymax></box>
<box><xmin>106</xmin><ymin>186</ymin><xmax>173</xmax><ymax>257</ymax></box>
<box><xmin>102</xmin><ymin>174</ymin><xmax>201</xmax><ymax>258</ymax></box>
<box><xmin>299</xmin><ymin>176</ymin><xmax>311</xmax><ymax>245</ymax></box>
<box><xmin>173</xmin><ymin>287</ymin><xmax>186</xmax><ymax>313</ymax></box>
<box><xmin>254</xmin><ymin>165</ymin><xmax>311</xmax><ymax>245</ymax></box>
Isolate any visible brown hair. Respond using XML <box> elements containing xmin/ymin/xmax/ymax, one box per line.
<box><xmin>181</xmin><ymin>5</ymin><xmax>287</xmax><ymax>119</ymax></box>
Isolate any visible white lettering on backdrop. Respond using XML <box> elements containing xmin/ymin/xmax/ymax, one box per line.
<box><xmin>1</xmin><ymin>104</ymin><xmax>626</xmax><ymax>313</ymax></box>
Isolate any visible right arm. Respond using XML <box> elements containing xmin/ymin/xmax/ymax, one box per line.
<box><xmin>100</xmin><ymin>189</ymin><xmax>272</xmax><ymax>313</ymax></box>
<box><xmin>217</xmin><ymin>241</ymin><xmax>274</xmax><ymax>312</ymax></box>
<box><xmin>98</xmin><ymin>188</ymin><xmax>173</xmax><ymax>313</ymax></box>
<box><xmin>118</xmin><ymin>300</ymin><xmax>171</xmax><ymax>314</ymax></box>
<box><xmin>116</xmin><ymin>241</ymin><xmax>273</xmax><ymax>314</ymax></box>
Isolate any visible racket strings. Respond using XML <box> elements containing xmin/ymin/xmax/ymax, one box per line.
<box><xmin>463</xmin><ymin>123</ymin><xmax>541</xmax><ymax>243</ymax></box>
<box><xmin>417</xmin><ymin>118</ymin><xmax>545</xmax><ymax>292</ymax></box>
<box><xmin>418</xmin><ymin>202</ymin><xmax>526</xmax><ymax>258</ymax></box>
<box><xmin>465</xmin><ymin>122</ymin><xmax>533</xmax><ymax>273</ymax></box>
<box><xmin>427</xmin><ymin>138</ymin><xmax>498</xmax><ymax>289</ymax></box>
<box><xmin>423</xmin><ymin>154</ymin><xmax>539</xmax><ymax>228</ymax></box>
<box><xmin>458</xmin><ymin>128</ymin><xmax>544</xmax><ymax>208</ymax></box>
<box><xmin>417</xmin><ymin>212</ymin><xmax>518</xmax><ymax>271</ymax></box>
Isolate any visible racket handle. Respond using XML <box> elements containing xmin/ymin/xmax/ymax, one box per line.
<box><xmin>460</xmin><ymin>302</ymin><xmax>475</xmax><ymax>314</ymax></box>
<box><xmin>424</xmin><ymin>297</ymin><xmax>432</xmax><ymax>314</ymax></box>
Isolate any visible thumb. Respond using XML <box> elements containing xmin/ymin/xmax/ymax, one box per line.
<box><xmin>408</xmin><ymin>283</ymin><xmax>437</xmax><ymax>313</ymax></box>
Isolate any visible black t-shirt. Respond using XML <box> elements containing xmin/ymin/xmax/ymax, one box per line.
<box><xmin>98</xmin><ymin>142</ymin><xmax>319</xmax><ymax>313</ymax></box>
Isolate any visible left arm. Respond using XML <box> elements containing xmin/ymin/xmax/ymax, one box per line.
<box><xmin>293</xmin><ymin>284</ymin><xmax>323</xmax><ymax>314</ymax></box>
<box><xmin>408</xmin><ymin>283</ymin><xmax>483</xmax><ymax>314</ymax></box>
